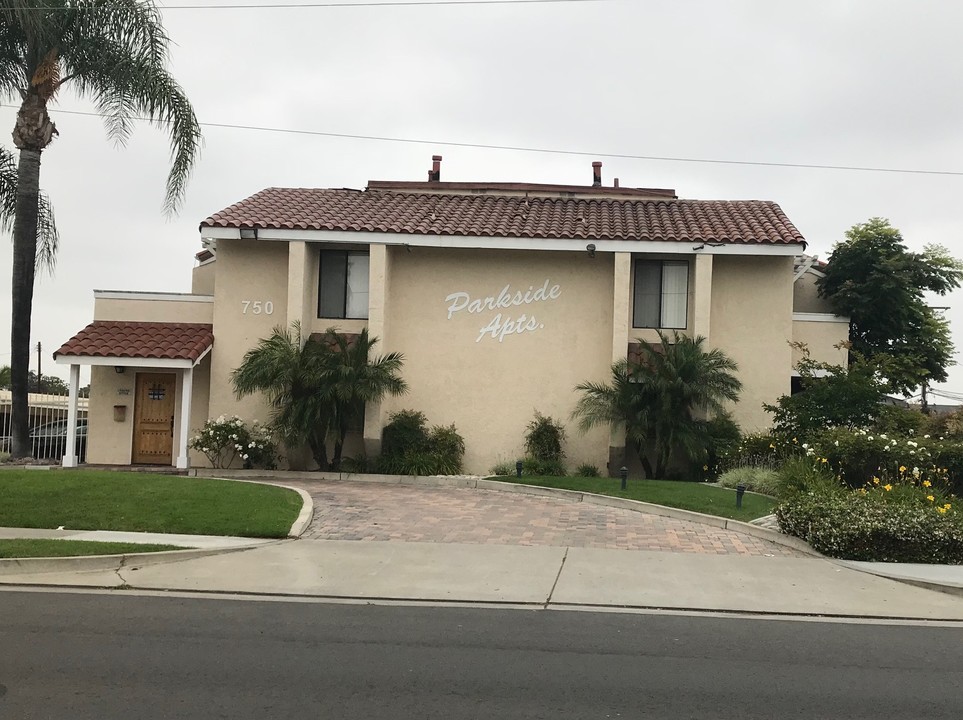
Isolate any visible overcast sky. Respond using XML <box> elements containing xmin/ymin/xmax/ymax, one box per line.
<box><xmin>3</xmin><ymin>0</ymin><xmax>963</xmax><ymax>401</ymax></box>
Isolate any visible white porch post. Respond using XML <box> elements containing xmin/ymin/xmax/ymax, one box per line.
<box><xmin>176</xmin><ymin>365</ymin><xmax>194</xmax><ymax>469</ymax></box>
<box><xmin>62</xmin><ymin>364</ymin><xmax>81</xmax><ymax>468</ymax></box>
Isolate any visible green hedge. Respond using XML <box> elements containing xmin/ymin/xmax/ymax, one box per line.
<box><xmin>775</xmin><ymin>482</ymin><xmax>961</xmax><ymax>563</ymax></box>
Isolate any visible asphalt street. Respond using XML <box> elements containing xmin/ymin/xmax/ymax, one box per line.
<box><xmin>1</xmin><ymin>590</ymin><xmax>961</xmax><ymax>719</ymax></box>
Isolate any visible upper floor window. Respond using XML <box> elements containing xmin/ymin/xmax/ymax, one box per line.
<box><xmin>633</xmin><ymin>259</ymin><xmax>688</xmax><ymax>329</ymax></box>
<box><xmin>318</xmin><ymin>250</ymin><xmax>369</xmax><ymax>319</ymax></box>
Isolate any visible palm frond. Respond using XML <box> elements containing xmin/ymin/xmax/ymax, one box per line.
<box><xmin>0</xmin><ymin>144</ymin><xmax>58</xmax><ymax>275</ymax></box>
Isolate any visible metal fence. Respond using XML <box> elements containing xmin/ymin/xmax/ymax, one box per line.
<box><xmin>0</xmin><ymin>390</ymin><xmax>89</xmax><ymax>462</ymax></box>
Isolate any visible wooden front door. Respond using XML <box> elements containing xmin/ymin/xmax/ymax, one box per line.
<box><xmin>132</xmin><ymin>373</ymin><xmax>176</xmax><ymax>465</ymax></box>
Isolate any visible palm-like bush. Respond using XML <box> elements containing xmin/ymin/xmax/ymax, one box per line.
<box><xmin>573</xmin><ymin>331</ymin><xmax>742</xmax><ymax>478</ymax></box>
<box><xmin>317</xmin><ymin>328</ymin><xmax>407</xmax><ymax>469</ymax></box>
<box><xmin>3</xmin><ymin>1</ymin><xmax>200</xmax><ymax>458</ymax></box>
<box><xmin>232</xmin><ymin>324</ymin><xmax>406</xmax><ymax>471</ymax></box>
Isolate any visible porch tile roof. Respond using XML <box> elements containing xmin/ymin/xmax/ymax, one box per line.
<box><xmin>54</xmin><ymin>321</ymin><xmax>214</xmax><ymax>362</ymax></box>
<box><xmin>200</xmin><ymin>188</ymin><xmax>805</xmax><ymax>245</ymax></box>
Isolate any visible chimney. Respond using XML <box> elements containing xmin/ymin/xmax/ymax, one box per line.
<box><xmin>592</xmin><ymin>161</ymin><xmax>602</xmax><ymax>187</ymax></box>
<box><xmin>428</xmin><ymin>155</ymin><xmax>442</xmax><ymax>182</ymax></box>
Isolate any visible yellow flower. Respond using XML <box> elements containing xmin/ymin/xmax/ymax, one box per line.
<box><xmin>872</xmin><ymin>477</ymin><xmax>880</xmax><ymax>485</ymax></box>
<box><xmin>923</xmin><ymin>480</ymin><xmax>932</xmax><ymax>488</ymax></box>
<box><xmin>702</xmin><ymin>464</ymin><xmax>709</xmax><ymax>471</ymax></box>
<box><xmin>769</xmin><ymin>443</ymin><xmax>775</xmax><ymax>450</ymax></box>
<box><xmin>898</xmin><ymin>465</ymin><xmax>907</xmax><ymax>473</ymax></box>
<box><xmin>927</xmin><ymin>495</ymin><xmax>935</xmax><ymax>502</ymax></box>
<box><xmin>820</xmin><ymin>458</ymin><xmax>828</xmax><ymax>464</ymax></box>
<box><xmin>792</xmin><ymin>437</ymin><xmax>798</xmax><ymax>443</ymax></box>
<box><xmin>944</xmin><ymin>503</ymin><xmax>952</xmax><ymax>510</ymax></box>
<box><xmin>883</xmin><ymin>484</ymin><xmax>893</xmax><ymax>491</ymax></box>
<box><xmin>938</xmin><ymin>507</ymin><xmax>948</xmax><ymax>514</ymax></box>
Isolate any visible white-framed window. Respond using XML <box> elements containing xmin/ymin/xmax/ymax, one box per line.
<box><xmin>318</xmin><ymin>250</ymin><xmax>369</xmax><ymax>319</ymax></box>
<box><xmin>633</xmin><ymin>259</ymin><xmax>688</xmax><ymax>329</ymax></box>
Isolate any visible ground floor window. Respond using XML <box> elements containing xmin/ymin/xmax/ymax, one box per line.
<box><xmin>633</xmin><ymin>259</ymin><xmax>688</xmax><ymax>329</ymax></box>
<box><xmin>318</xmin><ymin>250</ymin><xmax>369</xmax><ymax>319</ymax></box>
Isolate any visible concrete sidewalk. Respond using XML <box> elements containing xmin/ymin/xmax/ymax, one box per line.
<box><xmin>0</xmin><ymin>526</ymin><xmax>275</xmax><ymax>550</ymax></box>
<box><xmin>2</xmin><ymin>538</ymin><xmax>963</xmax><ymax>620</ymax></box>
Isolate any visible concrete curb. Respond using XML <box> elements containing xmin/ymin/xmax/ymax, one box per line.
<box><xmin>0</xmin><ymin>541</ymin><xmax>285</xmax><ymax>576</ymax></box>
<box><xmin>192</xmin><ymin>475</ymin><xmax>315</xmax><ymax>538</ymax></box>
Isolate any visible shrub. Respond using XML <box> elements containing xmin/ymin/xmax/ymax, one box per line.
<box><xmin>521</xmin><ymin>457</ymin><xmax>566</xmax><ymax>477</ymax></box>
<box><xmin>717</xmin><ymin>466</ymin><xmax>780</xmax><ymax>496</ymax></box>
<box><xmin>524</xmin><ymin>412</ymin><xmax>566</xmax><ymax>462</ymax></box>
<box><xmin>189</xmin><ymin>416</ymin><xmax>278</xmax><ymax>469</ymax></box>
<box><xmin>575</xmin><ymin>463</ymin><xmax>600</xmax><ymax>477</ymax></box>
<box><xmin>339</xmin><ymin>454</ymin><xmax>377</xmax><ymax>474</ymax></box>
<box><xmin>703</xmin><ymin>412</ymin><xmax>741</xmax><ymax>478</ymax></box>
<box><xmin>378</xmin><ymin>410</ymin><xmax>466</xmax><ymax>476</ymax></box>
<box><xmin>775</xmin><ymin>480</ymin><xmax>962</xmax><ymax>563</ymax></box>
<box><xmin>871</xmin><ymin>404</ymin><xmax>928</xmax><ymax>436</ymax></box>
<box><xmin>489</xmin><ymin>461</ymin><xmax>516</xmax><ymax>476</ymax></box>
<box><xmin>764</xmin><ymin>351</ymin><xmax>883</xmax><ymax>438</ymax></box>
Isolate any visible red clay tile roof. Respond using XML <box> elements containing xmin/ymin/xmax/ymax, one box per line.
<box><xmin>54</xmin><ymin>322</ymin><xmax>214</xmax><ymax>362</ymax></box>
<box><xmin>200</xmin><ymin>188</ymin><xmax>805</xmax><ymax>245</ymax></box>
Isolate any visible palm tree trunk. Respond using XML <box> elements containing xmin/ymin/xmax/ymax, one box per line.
<box><xmin>9</xmin><ymin>149</ymin><xmax>42</xmax><ymax>459</ymax></box>
<box><xmin>308</xmin><ymin>432</ymin><xmax>330</xmax><ymax>471</ymax></box>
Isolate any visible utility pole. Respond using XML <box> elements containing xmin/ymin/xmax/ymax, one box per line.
<box><xmin>36</xmin><ymin>341</ymin><xmax>41</xmax><ymax>393</ymax></box>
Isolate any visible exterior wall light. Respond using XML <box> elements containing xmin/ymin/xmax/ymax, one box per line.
<box><xmin>114</xmin><ymin>366</ymin><xmax>125</xmax><ymax>374</ymax></box>
<box><xmin>586</xmin><ymin>243</ymin><xmax>596</xmax><ymax>258</ymax></box>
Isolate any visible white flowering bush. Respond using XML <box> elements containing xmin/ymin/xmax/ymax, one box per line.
<box><xmin>189</xmin><ymin>416</ymin><xmax>279</xmax><ymax>470</ymax></box>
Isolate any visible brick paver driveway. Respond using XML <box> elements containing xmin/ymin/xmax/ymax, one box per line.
<box><xmin>279</xmin><ymin>480</ymin><xmax>803</xmax><ymax>557</ymax></box>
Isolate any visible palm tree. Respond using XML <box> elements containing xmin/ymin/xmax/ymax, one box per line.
<box><xmin>1</xmin><ymin>145</ymin><xmax>57</xmax><ymax>274</ymax></box>
<box><xmin>2</xmin><ymin>1</ymin><xmax>201</xmax><ymax>459</ymax></box>
<box><xmin>232</xmin><ymin>324</ymin><xmax>335</xmax><ymax>471</ymax></box>
<box><xmin>231</xmin><ymin>324</ymin><xmax>407</xmax><ymax>471</ymax></box>
<box><xmin>317</xmin><ymin>327</ymin><xmax>407</xmax><ymax>470</ymax></box>
<box><xmin>574</xmin><ymin>331</ymin><xmax>742</xmax><ymax>479</ymax></box>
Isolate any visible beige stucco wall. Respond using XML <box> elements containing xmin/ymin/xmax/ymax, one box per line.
<box><xmin>380</xmin><ymin>247</ymin><xmax>613</xmax><ymax>474</ymax></box>
<box><xmin>710</xmin><ymin>255</ymin><xmax>795</xmax><ymax>433</ymax></box>
<box><xmin>793</xmin><ymin>271</ymin><xmax>835</xmax><ymax>313</ymax></box>
<box><xmin>207</xmin><ymin>238</ymin><xmax>290</xmax><ymax>431</ymax></box>
<box><xmin>93</xmin><ymin>296</ymin><xmax>214</xmax><ymax>323</ymax></box>
<box><xmin>792</xmin><ymin>319</ymin><xmax>850</xmax><ymax>367</ymax></box>
<box><xmin>192</xmin><ymin>261</ymin><xmax>216</xmax><ymax>295</ymax></box>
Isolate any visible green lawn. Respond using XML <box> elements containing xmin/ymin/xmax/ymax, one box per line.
<box><xmin>0</xmin><ymin>539</ymin><xmax>183</xmax><ymax>558</ymax></box>
<box><xmin>0</xmin><ymin>470</ymin><xmax>302</xmax><ymax>538</ymax></box>
<box><xmin>498</xmin><ymin>476</ymin><xmax>775</xmax><ymax>522</ymax></box>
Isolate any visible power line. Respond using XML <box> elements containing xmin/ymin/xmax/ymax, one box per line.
<box><xmin>3</xmin><ymin>0</ymin><xmax>621</xmax><ymax>10</ymax></box>
<box><xmin>4</xmin><ymin>102</ymin><xmax>963</xmax><ymax>177</ymax></box>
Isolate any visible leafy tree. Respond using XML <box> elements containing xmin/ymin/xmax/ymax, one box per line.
<box><xmin>817</xmin><ymin>218</ymin><xmax>963</xmax><ymax>397</ymax></box>
<box><xmin>764</xmin><ymin>346</ymin><xmax>884</xmax><ymax>438</ymax></box>
<box><xmin>573</xmin><ymin>331</ymin><xmax>742</xmax><ymax>479</ymax></box>
<box><xmin>1</xmin><ymin>145</ymin><xmax>57</xmax><ymax>273</ymax></box>
<box><xmin>3</xmin><ymin>1</ymin><xmax>201</xmax><ymax>459</ymax></box>
<box><xmin>232</xmin><ymin>324</ymin><xmax>406</xmax><ymax>471</ymax></box>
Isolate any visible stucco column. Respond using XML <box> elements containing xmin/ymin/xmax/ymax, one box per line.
<box><xmin>608</xmin><ymin>252</ymin><xmax>632</xmax><ymax>475</ymax></box>
<box><xmin>61</xmin><ymin>363</ymin><xmax>81</xmax><ymax>468</ymax></box>
<box><xmin>364</xmin><ymin>243</ymin><xmax>389</xmax><ymax>456</ymax></box>
<box><xmin>286</xmin><ymin>240</ymin><xmax>309</xmax><ymax>336</ymax></box>
<box><xmin>176</xmin><ymin>366</ymin><xmax>194</xmax><ymax>469</ymax></box>
<box><xmin>692</xmin><ymin>253</ymin><xmax>713</xmax><ymax>339</ymax></box>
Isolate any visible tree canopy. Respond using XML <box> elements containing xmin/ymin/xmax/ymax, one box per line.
<box><xmin>817</xmin><ymin>218</ymin><xmax>963</xmax><ymax>396</ymax></box>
